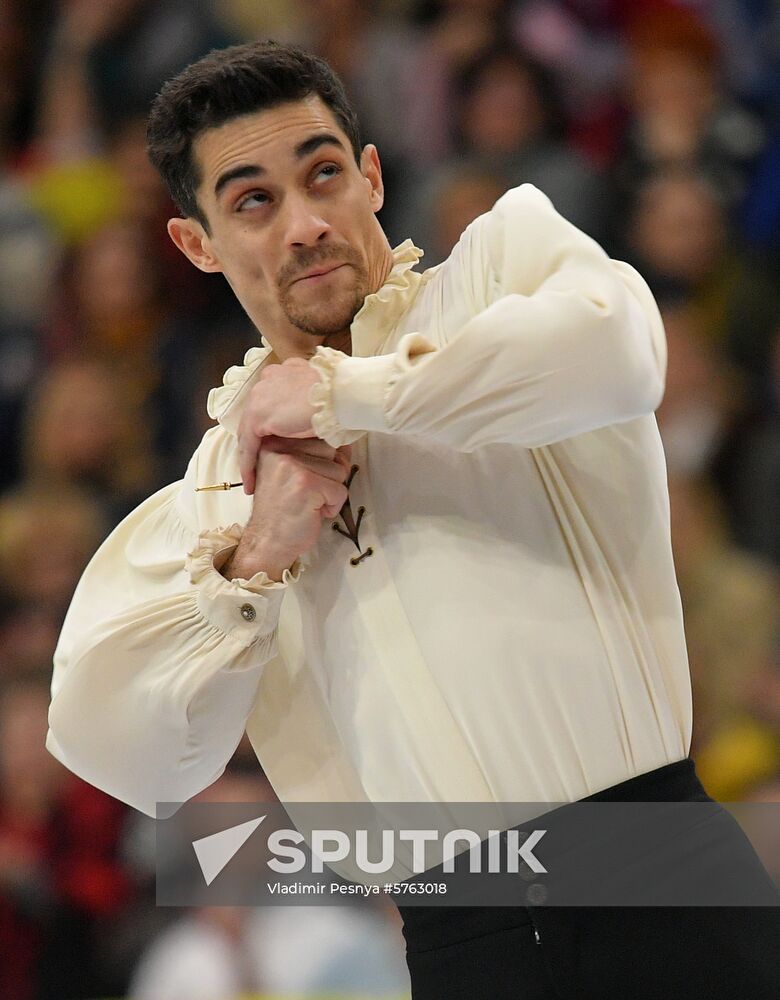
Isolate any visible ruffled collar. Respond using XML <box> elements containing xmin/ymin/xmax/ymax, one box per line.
<box><xmin>208</xmin><ymin>239</ymin><xmax>425</xmax><ymax>435</ymax></box>
<box><xmin>206</xmin><ymin>344</ymin><xmax>273</xmax><ymax>432</ymax></box>
<box><xmin>350</xmin><ymin>238</ymin><xmax>424</xmax><ymax>357</ymax></box>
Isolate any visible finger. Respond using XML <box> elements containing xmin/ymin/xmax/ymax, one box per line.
<box><xmin>261</xmin><ymin>436</ymin><xmax>338</xmax><ymax>461</ymax></box>
<box><xmin>239</xmin><ymin>432</ymin><xmax>263</xmax><ymax>495</ymax></box>
<box><xmin>307</xmin><ymin>474</ymin><xmax>348</xmax><ymax>513</ymax></box>
<box><xmin>334</xmin><ymin>447</ymin><xmax>352</xmax><ymax>472</ymax></box>
<box><xmin>241</xmin><ymin>455</ymin><xmax>255</xmax><ymax>496</ymax></box>
<box><xmin>290</xmin><ymin>453</ymin><xmax>350</xmax><ymax>483</ymax></box>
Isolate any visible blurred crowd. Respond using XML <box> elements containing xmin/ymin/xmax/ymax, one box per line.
<box><xmin>0</xmin><ymin>1</ymin><xmax>778</xmax><ymax>998</ymax></box>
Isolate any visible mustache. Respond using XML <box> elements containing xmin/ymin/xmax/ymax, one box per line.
<box><xmin>278</xmin><ymin>245</ymin><xmax>364</xmax><ymax>287</ymax></box>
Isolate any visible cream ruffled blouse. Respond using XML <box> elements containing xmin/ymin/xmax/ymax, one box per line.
<box><xmin>47</xmin><ymin>186</ymin><xmax>692</xmax><ymax>873</ymax></box>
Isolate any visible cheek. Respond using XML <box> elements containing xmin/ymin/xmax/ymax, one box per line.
<box><xmin>224</xmin><ymin>241</ymin><xmax>276</xmax><ymax>296</ymax></box>
<box><xmin>338</xmin><ymin>198</ymin><xmax>376</xmax><ymax>258</ymax></box>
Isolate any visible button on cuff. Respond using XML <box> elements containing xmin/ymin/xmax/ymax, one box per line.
<box><xmin>185</xmin><ymin>524</ymin><xmax>302</xmax><ymax>645</ymax></box>
<box><xmin>195</xmin><ymin>586</ymin><xmax>284</xmax><ymax>647</ymax></box>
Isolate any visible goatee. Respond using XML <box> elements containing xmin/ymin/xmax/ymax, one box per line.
<box><xmin>278</xmin><ymin>244</ymin><xmax>368</xmax><ymax>337</ymax></box>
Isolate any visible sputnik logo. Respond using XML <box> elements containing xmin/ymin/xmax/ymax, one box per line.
<box><xmin>192</xmin><ymin>816</ymin><xmax>548</xmax><ymax>885</ymax></box>
<box><xmin>192</xmin><ymin>816</ymin><xmax>266</xmax><ymax>886</ymax></box>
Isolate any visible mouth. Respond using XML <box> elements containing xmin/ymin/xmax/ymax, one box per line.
<box><xmin>292</xmin><ymin>263</ymin><xmax>349</xmax><ymax>285</ymax></box>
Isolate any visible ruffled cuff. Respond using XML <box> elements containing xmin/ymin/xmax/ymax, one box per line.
<box><xmin>184</xmin><ymin>524</ymin><xmax>302</xmax><ymax>647</ymax></box>
<box><xmin>308</xmin><ymin>335</ymin><xmax>437</xmax><ymax>445</ymax></box>
<box><xmin>308</xmin><ymin>347</ymin><xmax>370</xmax><ymax>447</ymax></box>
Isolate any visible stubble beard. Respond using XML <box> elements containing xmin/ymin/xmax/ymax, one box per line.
<box><xmin>278</xmin><ymin>245</ymin><xmax>369</xmax><ymax>338</ymax></box>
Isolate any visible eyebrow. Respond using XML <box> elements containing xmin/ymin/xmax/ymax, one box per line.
<box><xmin>213</xmin><ymin>133</ymin><xmax>348</xmax><ymax>199</ymax></box>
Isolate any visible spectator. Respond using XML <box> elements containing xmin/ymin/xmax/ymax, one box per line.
<box><xmin>0</xmin><ymin>486</ymin><xmax>108</xmax><ymax>620</ymax></box>
<box><xmin>668</xmin><ymin>474</ymin><xmax>780</xmax><ymax>801</ymax></box>
<box><xmin>626</xmin><ymin>167</ymin><xmax>780</xmax><ymax>388</ymax></box>
<box><xmin>0</xmin><ymin>602</ymin><xmax>63</xmax><ymax>683</ymax></box>
<box><xmin>42</xmin><ymin>218</ymin><xmax>200</xmax><ymax>486</ymax></box>
<box><xmin>655</xmin><ymin>301</ymin><xmax>744</xmax><ymax>478</ymax></box>
<box><xmin>0</xmin><ymin>2</ymin><xmax>60</xmax><ymax>491</ymax></box>
<box><xmin>405</xmin><ymin>0</ymin><xmax>514</xmax><ymax>166</ymax></box>
<box><xmin>731</xmin><ymin>324</ymin><xmax>780</xmax><ymax>569</ymax></box>
<box><xmin>33</xmin><ymin>0</ymin><xmax>235</xmax><ymax>164</ymax></box>
<box><xmin>616</xmin><ymin>4</ymin><xmax>765</xmax><ymax>204</ymax></box>
<box><xmin>404</xmin><ymin>43</ymin><xmax>608</xmax><ymax>246</ymax></box>
<box><xmin>155</xmin><ymin>319</ymin><xmax>263</xmax><ymax>474</ymax></box>
<box><xmin>0</xmin><ymin>676</ymin><xmax>135</xmax><ymax>1000</ymax></box>
<box><xmin>422</xmin><ymin>163</ymin><xmax>508</xmax><ymax>265</ymax></box>
<box><xmin>129</xmin><ymin>901</ymin><xmax>411</xmax><ymax>998</ymax></box>
<box><xmin>455</xmin><ymin>43</ymin><xmax>608</xmax><ymax>235</ymax></box>
<box><xmin>511</xmin><ymin>0</ymin><xmax>627</xmax><ymax>146</ymax></box>
<box><xmin>19</xmin><ymin>359</ymin><xmax>158</xmax><ymax>524</ymax></box>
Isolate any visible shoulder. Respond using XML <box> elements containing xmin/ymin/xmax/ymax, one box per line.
<box><xmin>452</xmin><ymin>183</ymin><xmax>567</xmax><ymax>266</ymax></box>
<box><xmin>482</xmin><ymin>182</ymin><xmax>585</xmax><ymax>253</ymax></box>
<box><xmin>416</xmin><ymin>184</ymin><xmax>563</xmax><ymax>317</ymax></box>
<box><xmin>473</xmin><ymin>182</ymin><xmax>606</xmax><ymax>294</ymax></box>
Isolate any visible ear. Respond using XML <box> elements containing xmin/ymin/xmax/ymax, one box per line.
<box><xmin>360</xmin><ymin>144</ymin><xmax>384</xmax><ymax>214</ymax></box>
<box><xmin>167</xmin><ymin>217</ymin><xmax>222</xmax><ymax>273</ymax></box>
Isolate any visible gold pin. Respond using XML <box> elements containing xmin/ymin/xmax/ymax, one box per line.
<box><xmin>195</xmin><ymin>481</ymin><xmax>243</xmax><ymax>492</ymax></box>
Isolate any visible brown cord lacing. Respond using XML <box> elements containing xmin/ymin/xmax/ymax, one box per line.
<box><xmin>332</xmin><ymin>465</ymin><xmax>374</xmax><ymax>565</ymax></box>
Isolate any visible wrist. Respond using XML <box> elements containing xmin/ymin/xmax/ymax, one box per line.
<box><xmin>222</xmin><ymin>530</ymin><xmax>296</xmax><ymax>584</ymax></box>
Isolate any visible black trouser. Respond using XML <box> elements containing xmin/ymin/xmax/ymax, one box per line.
<box><xmin>395</xmin><ymin>758</ymin><xmax>780</xmax><ymax>1000</ymax></box>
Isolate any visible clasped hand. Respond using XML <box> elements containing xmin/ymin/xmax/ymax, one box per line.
<box><xmin>237</xmin><ymin>357</ymin><xmax>322</xmax><ymax>495</ymax></box>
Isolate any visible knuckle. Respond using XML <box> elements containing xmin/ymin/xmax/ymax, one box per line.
<box><xmin>275</xmin><ymin>452</ymin><xmax>293</xmax><ymax>466</ymax></box>
<box><xmin>291</xmin><ymin>466</ymin><xmax>310</xmax><ymax>491</ymax></box>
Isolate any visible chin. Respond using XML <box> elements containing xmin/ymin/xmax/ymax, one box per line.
<box><xmin>303</xmin><ymin>314</ymin><xmax>358</xmax><ymax>338</ymax></box>
<box><xmin>286</xmin><ymin>293</ymin><xmax>362</xmax><ymax>338</ymax></box>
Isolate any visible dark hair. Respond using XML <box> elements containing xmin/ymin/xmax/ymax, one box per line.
<box><xmin>146</xmin><ymin>40</ymin><xmax>362</xmax><ymax>231</ymax></box>
<box><xmin>453</xmin><ymin>44</ymin><xmax>566</xmax><ymax>149</ymax></box>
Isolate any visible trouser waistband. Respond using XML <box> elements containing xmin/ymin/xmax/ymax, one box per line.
<box><xmin>577</xmin><ymin>756</ymin><xmax>711</xmax><ymax>804</ymax></box>
<box><xmin>396</xmin><ymin>756</ymin><xmax>708</xmax><ymax>947</ymax></box>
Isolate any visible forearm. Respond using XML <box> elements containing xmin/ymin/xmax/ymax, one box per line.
<box><xmin>310</xmin><ymin>263</ymin><xmax>664</xmax><ymax>452</ymax></box>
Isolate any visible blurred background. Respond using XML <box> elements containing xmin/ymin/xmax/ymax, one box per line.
<box><xmin>0</xmin><ymin>0</ymin><xmax>778</xmax><ymax>997</ymax></box>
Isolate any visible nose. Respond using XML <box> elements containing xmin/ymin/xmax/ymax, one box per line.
<box><xmin>283</xmin><ymin>192</ymin><xmax>331</xmax><ymax>247</ymax></box>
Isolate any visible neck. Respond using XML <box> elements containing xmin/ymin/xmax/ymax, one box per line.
<box><xmin>318</xmin><ymin>328</ymin><xmax>354</xmax><ymax>356</ymax></box>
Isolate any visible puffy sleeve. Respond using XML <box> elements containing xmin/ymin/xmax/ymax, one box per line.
<box><xmin>46</xmin><ymin>429</ymin><xmax>301</xmax><ymax>818</ymax></box>
<box><xmin>308</xmin><ymin>183</ymin><xmax>666</xmax><ymax>451</ymax></box>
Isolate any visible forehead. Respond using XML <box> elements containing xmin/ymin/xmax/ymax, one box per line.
<box><xmin>193</xmin><ymin>96</ymin><xmax>348</xmax><ymax>193</ymax></box>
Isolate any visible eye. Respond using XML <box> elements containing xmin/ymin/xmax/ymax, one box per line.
<box><xmin>313</xmin><ymin>163</ymin><xmax>341</xmax><ymax>183</ymax></box>
<box><xmin>235</xmin><ymin>190</ymin><xmax>270</xmax><ymax>212</ymax></box>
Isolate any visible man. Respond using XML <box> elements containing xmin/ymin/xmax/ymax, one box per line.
<box><xmin>46</xmin><ymin>41</ymin><xmax>779</xmax><ymax>999</ymax></box>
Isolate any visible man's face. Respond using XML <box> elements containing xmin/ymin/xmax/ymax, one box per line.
<box><xmin>174</xmin><ymin>96</ymin><xmax>387</xmax><ymax>351</ymax></box>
